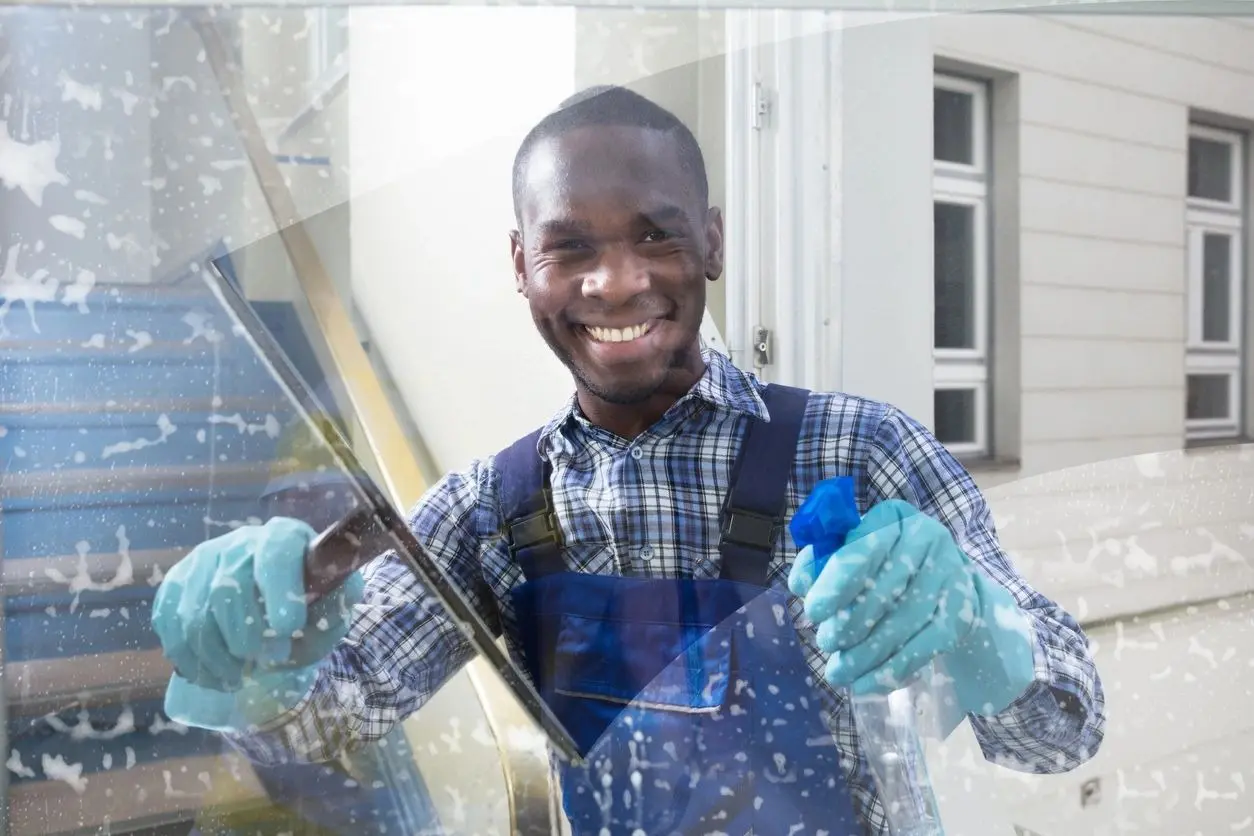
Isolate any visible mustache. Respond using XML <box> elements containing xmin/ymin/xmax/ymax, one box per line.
<box><xmin>564</xmin><ymin>299</ymin><xmax>673</xmax><ymax>325</ymax></box>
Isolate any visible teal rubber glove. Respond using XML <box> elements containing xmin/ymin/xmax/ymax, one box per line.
<box><xmin>788</xmin><ymin>499</ymin><xmax>1036</xmax><ymax>716</ymax></box>
<box><xmin>151</xmin><ymin>517</ymin><xmax>365</xmax><ymax>732</ymax></box>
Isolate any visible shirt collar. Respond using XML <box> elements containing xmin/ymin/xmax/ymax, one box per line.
<box><xmin>535</xmin><ymin>343</ymin><xmax>769</xmax><ymax>456</ymax></box>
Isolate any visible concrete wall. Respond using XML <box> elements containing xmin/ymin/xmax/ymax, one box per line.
<box><xmin>932</xmin><ymin>14</ymin><xmax>1254</xmax><ymax>479</ymax></box>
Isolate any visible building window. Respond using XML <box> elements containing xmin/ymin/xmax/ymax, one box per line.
<box><xmin>306</xmin><ymin>8</ymin><xmax>349</xmax><ymax>85</ymax></box>
<box><xmin>1185</xmin><ymin>123</ymin><xmax>1245</xmax><ymax>442</ymax></box>
<box><xmin>933</xmin><ymin>73</ymin><xmax>990</xmax><ymax>457</ymax></box>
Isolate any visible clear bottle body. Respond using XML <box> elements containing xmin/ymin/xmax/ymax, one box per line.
<box><xmin>852</xmin><ymin>689</ymin><xmax>945</xmax><ymax>836</ymax></box>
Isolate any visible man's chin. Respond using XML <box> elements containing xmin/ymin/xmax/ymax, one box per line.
<box><xmin>582</xmin><ymin>376</ymin><xmax>664</xmax><ymax>406</ymax></box>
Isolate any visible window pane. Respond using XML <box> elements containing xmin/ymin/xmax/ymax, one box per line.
<box><xmin>1187</xmin><ymin>373</ymin><xmax>1232</xmax><ymax>421</ymax></box>
<box><xmin>1188</xmin><ymin>135</ymin><xmax>1234</xmax><ymax>203</ymax></box>
<box><xmin>934</xmin><ymin>201</ymin><xmax>977</xmax><ymax>350</ymax></box>
<box><xmin>934</xmin><ymin>87</ymin><xmax>975</xmax><ymax>165</ymax></box>
<box><xmin>935</xmin><ymin>388</ymin><xmax>978</xmax><ymax>445</ymax></box>
<box><xmin>1201</xmin><ymin>232</ymin><xmax>1234</xmax><ymax>343</ymax></box>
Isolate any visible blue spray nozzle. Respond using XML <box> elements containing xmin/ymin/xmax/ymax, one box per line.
<box><xmin>789</xmin><ymin>476</ymin><xmax>861</xmax><ymax>573</ymax></box>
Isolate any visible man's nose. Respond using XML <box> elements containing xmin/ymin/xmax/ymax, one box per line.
<box><xmin>581</xmin><ymin>245</ymin><xmax>650</xmax><ymax>304</ymax></box>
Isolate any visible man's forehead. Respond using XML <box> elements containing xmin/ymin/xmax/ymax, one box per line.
<box><xmin>520</xmin><ymin>125</ymin><xmax>699</xmax><ymax>218</ymax></box>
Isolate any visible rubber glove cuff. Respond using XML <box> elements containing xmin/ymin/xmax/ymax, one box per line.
<box><xmin>165</xmin><ymin>664</ymin><xmax>322</xmax><ymax>733</ymax></box>
<box><xmin>944</xmin><ymin>570</ymin><xmax>1037</xmax><ymax>717</ymax></box>
<box><xmin>163</xmin><ymin>568</ymin><xmax>366</xmax><ymax>733</ymax></box>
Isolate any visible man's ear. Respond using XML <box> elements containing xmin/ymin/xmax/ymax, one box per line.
<box><xmin>704</xmin><ymin>207</ymin><xmax>725</xmax><ymax>281</ymax></box>
<box><xmin>509</xmin><ymin>230</ymin><xmax>527</xmax><ymax>294</ymax></box>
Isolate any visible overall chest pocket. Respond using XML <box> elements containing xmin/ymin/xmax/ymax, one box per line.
<box><xmin>535</xmin><ymin>576</ymin><xmax>740</xmax><ymax>756</ymax></box>
<box><xmin>552</xmin><ymin>609</ymin><xmax>732</xmax><ymax>713</ymax></box>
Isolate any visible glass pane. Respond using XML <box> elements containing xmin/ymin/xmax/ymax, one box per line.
<box><xmin>1187</xmin><ymin>374</ymin><xmax>1233</xmax><ymax>421</ymax></box>
<box><xmin>1188</xmin><ymin>135</ymin><xmax>1234</xmax><ymax>203</ymax></box>
<box><xmin>934</xmin><ymin>202</ymin><xmax>977</xmax><ymax>350</ymax></box>
<box><xmin>0</xmin><ymin>280</ymin><xmax>460</xmax><ymax>834</ymax></box>
<box><xmin>8</xmin><ymin>6</ymin><xmax>1254</xmax><ymax>836</ymax></box>
<box><xmin>0</xmin><ymin>10</ymin><xmax>519</xmax><ymax>834</ymax></box>
<box><xmin>1201</xmin><ymin>232</ymin><xmax>1234</xmax><ymax>343</ymax></box>
<box><xmin>934</xmin><ymin>86</ymin><xmax>975</xmax><ymax>165</ymax></box>
<box><xmin>934</xmin><ymin>387</ymin><xmax>977</xmax><ymax>445</ymax></box>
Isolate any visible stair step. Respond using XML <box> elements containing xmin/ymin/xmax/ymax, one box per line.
<box><xmin>2</xmin><ymin>461</ymin><xmax>281</xmax><ymax>502</ymax></box>
<box><xmin>5</xmin><ymin>546</ymin><xmax>183</xmax><ymax>598</ymax></box>
<box><xmin>0</xmin><ymin>394</ymin><xmax>286</xmax><ymax>417</ymax></box>
<box><xmin>0</xmin><ymin>349</ymin><xmax>287</xmax><ymax>407</ymax></box>
<box><xmin>0</xmin><ymin>404</ymin><xmax>292</xmax><ymax>474</ymax></box>
<box><xmin>0</xmin><ymin>283</ymin><xmax>243</xmax><ymax>344</ymax></box>
<box><xmin>0</xmin><ymin>472</ymin><xmax>275</xmax><ymax>562</ymax></box>
<box><xmin>6</xmin><ymin>697</ymin><xmax>215</xmax><ymax>783</ymax></box>
<box><xmin>7</xmin><ymin>589</ymin><xmax>162</xmax><ymax>663</ymax></box>
<box><xmin>7</xmin><ymin>753</ymin><xmax>252</xmax><ymax>836</ymax></box>
<box><xmin>6</xmin><ymin>648</ymin><xmax>171</xmax><ymax>713</ymax></box>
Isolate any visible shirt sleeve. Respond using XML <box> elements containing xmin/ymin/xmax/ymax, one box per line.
<box><xmin>223</xmin><ymin>459</ymin><xmax>499</xmax><ymax>766</ymax></box>
<box><xmin>864</xmin><ymin>405</ymin><xmax>1107</xmax><ymax>774</ymax></box>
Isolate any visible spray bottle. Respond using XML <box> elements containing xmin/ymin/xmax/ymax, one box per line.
<box><xmin>789</xmin><ymin>477</ymin><xmax>945</xmax><ymax>836</ymax></box>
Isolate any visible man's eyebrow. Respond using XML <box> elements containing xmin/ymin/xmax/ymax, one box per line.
<box><xmin>533</xmin><ymin>219</ymin><xmax>592</xmax><ymax>239</ymax></box>
<box><xmin>640</xmin><ymin>204</ymin><xmax>690</xmax><ymax>226</ymax></box>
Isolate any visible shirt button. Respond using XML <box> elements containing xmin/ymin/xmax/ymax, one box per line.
<box><xmin>639</xmin><ymin>546</ymin><xmax>654</xmax><ymax>561</ymax></box>
<box><xmin>630</xmin><ymin>447</ymin><xmax>644</xmax><ymax>460</ymax></box>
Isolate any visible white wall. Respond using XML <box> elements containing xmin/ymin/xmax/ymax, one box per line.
<box><xmin>347</xmin><ymin>8</ymin><xmax>578</xmax><ymax>473</ymax></box>
<box><xmin>837</xmin><ymin>13</ymin><xmax>937</xmax><ymax>425</ymax></box>
<box><xmin>932</xmin><ymin>14</ymin><xmax>1254</xmax><ymax>477</ymax></box>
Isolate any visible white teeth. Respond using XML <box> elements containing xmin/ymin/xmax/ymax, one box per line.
<box><xmin>587</xmin><ymin>322</ymin><xmax>653</xmax><ymax>343</ymax></box>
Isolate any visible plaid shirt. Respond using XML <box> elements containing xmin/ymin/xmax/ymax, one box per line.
<box><xmin>228</xmin><ymin>347</ymin><xmax>1105</xmax><ymax>834</ymax></box>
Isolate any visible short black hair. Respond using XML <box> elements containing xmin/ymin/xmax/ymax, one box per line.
<box><xmin>511</xmin><ymin>85</ymin><xmax>710</xmax><ymax>227</ymax></box>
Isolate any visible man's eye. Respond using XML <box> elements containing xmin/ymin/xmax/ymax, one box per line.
<box><xmin>642</xmin><ymin>229</ymin><xmax>676</xmax><ymax>243</ymax></box>
<box><xmin>552</xmin><ymin>239</ymin><xmax>588</xmax><ymax>252</ymax></box>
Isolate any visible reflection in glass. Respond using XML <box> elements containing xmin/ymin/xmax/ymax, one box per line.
<box><xmin>934</xmin><ymin>387</ymin><xmax>976</xmax><ymax>446</ymax></box>
<box><xmin>1188</xmin><ymin>135</ymin><xmax>1233</xmax><ymax>203</ymax></box>
<box><xmin>0</xmin><ymin>8</ymin><xmax>454</xmax><ymax>833</ymax></box>
<box><xmin>933</xmin><ymin>201</ymin><xmax>976</xmax><ymax>351</ymax></box>
<box><xmin>1187</xmin><ymin>373</ymin><xmax>1231</xmax><ymax>422</ymax></box>
<box><xmin>1201</xmin><ymin>232</ymin><xmax>1233</xmax><ymax>344</ymax></box>
<box><xmin>933</xmin><ymin>87</ymin><xmax>974</xmax><ymax>166</ymax></box>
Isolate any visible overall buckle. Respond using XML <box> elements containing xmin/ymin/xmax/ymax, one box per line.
<box><xmin>719</xmin><ymin>506</ymin><xmax>779</xmax><ymax>552</ymax></box>
<box><xmin>507</xmin><ymin>490</ymin><xmax>563</xmax><ymax>555</ymax></box>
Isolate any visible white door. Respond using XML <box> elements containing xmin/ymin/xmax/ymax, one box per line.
<box><xmin>723</xmin><ymin>9</ymin><xmax>843</xmax><ymax>391</ymax></box>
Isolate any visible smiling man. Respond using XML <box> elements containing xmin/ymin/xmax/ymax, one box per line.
<box><xmin>153</xmin><ymin>85</ymin><xmax>1106</xmax><ymax>836</ymax></box>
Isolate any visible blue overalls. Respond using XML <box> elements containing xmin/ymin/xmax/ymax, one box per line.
<box><xmin>497</xmin><ymin>384</ymin><xmax>866</xmax><ymax>836</ymax></box>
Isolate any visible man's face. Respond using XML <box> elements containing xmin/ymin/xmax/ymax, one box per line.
<box><xmin>511</xmin><ymin>125</ymin><xmax>724</xmax><ymax>407</ymax></box>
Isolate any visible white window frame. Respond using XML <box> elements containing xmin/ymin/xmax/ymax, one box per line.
<box><xmin>933</xmin><ymin>74</ymin><xmax>988</xmax><ymax>180</ymax></box>
<box><xmin>1185</xmin><ymin>123</ymin><xmax>1245</xmax><ymax>442</ymax></box>
<box><xmin>1188</xmin><ymin>124</ymin><xmax>1244</xmax><ymax>214</ymax></box>
<box><xmin>932</xmin><ymin>72</ymin><xmax>991</xmax><ymax>458</ymax></box>
<box><xmin>724</xmin><ymin>10</ymin><xmax>842</xmax><ymax>393</ymax></box>
<box><xmin>306</xmin><ymin>8</ymin><xmax>348</xmax><ymax>88</ymax></box>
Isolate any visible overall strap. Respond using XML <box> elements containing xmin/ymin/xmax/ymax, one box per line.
<box><xmin>496</xmin><ymin>429</ymin><xmax>565</xmax><ymax>582</ymax></box>
<box><xmin>718</xmin><ymin>384</ymin><xmax>811</xmax><ymax>586</ymax></box>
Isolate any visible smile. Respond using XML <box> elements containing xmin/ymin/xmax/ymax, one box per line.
<box><xmin>583</xmin><ymin>321</ymin><xmax>655</xmax><ymax>343</ymax></box>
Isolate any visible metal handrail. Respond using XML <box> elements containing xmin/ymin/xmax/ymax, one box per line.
<box><xmin>192</xmin><ymin>14</ymin><xmax>559</xmax><ymax>836</ymax></box>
